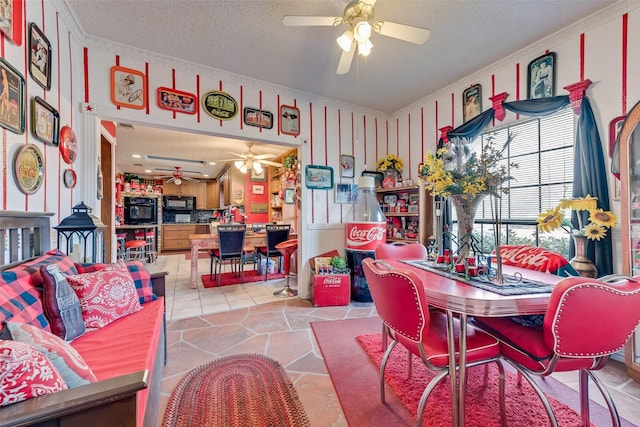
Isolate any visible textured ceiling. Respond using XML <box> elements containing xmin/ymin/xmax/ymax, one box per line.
<box><xmin>62</xmin><ymin>0</ymin><xmax>616</xmax><ymax>178</ymax></box>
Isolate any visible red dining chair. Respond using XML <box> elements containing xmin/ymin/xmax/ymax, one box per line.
<box><xmin>375</xmin><ymin>242</ymin><xmax>429</xmax><ymax>350</ymax></box>
<box><xmin>362</xmin><ymin>258</ymin><xmax>505</xmax><ymax>426</ymax></box>
<box><xmin>473</xmin><ymin>275</ymin><xmax>640</xmax><ymax>427</ymax></box>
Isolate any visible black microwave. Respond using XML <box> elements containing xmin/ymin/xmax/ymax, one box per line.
<box><xmin>124</xmin><ymin>197</ymin><xmax>158</xmax><ymax>225</ymax></box>
<box><xmin>163</xmin><ymin>196</ymin><xmax>196</xmax><ymax>211</ymax></box>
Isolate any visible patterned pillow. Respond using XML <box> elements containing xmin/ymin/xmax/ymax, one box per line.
<box><xmin>498</xmin><ymin>245</ymin><xmax>577</xmax><ymax>275</ymax></box>
<box><xmin>0</xmin><ymin>340</ymin><xmax>67</xmax><ymax>406</ymax></box>
<box><xmin>0</xmin><ymin>269</ymin><xmax>50</xmax><ymax>331</ymax></box>
<box><xmin>5</xmin><ymin>321</ymin><xmax>96</xmax><ymax>388</ymax></box>
<box><xmin>75</xmin><ymin>261</ymin><xmax>156</xmax><ymax>304</ymax></box>
<box><xmin>40</xmin><ymin>264</ymin><xmax>85</xmax><ymax>341</ymax></box>
<box><xmin>15</xmin><ymin>249</ymin><xmax>79</xmax><ymax>288</ymax></box>
<box><xmin>66</xmin><ymin>261</ymin><xmax>142</xmax><ymax>330</ymax></box>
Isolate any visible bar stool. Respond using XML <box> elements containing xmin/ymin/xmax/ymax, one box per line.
<box><xmin>125</xmin><ymin>240</ymin><xmax>147</xmax><ymax>264</ymax></box>
<box><xmin>135</xmin><ymin>228</ymin><xmax>157</xmax><ymax>264</ymax></box>
<box><xmin>273</xmin><ymin>239</ymin><xmax>298</xmax><ymax>297</ymax></box>
<box><xmin>116</xmin><ymin>233</ymin><xmax>127</xmax><ymax>261</ymax></box>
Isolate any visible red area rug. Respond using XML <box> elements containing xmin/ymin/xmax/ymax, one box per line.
<box><xmin>201</xmin><ymin>270</ymin><xmax>285</xmax><ymax>288</ymax></box>
<box><xmin>162</xmin><ymin>353</ymin><xmax>310</xmax><ymax>427</ymax></box>
<box><xmin>311</xmin><ymin>317</ymin><xmax>633</xmax><ymax>427</ymax></box>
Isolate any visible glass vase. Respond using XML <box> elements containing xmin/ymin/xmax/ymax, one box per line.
<box><xmin>569</xmin><ymin>234</ymin><xmax>598</xmax><ymax>278</ymax></box>
<box><xmin>381</xmin><ymin>168</ymin><xmax>401</xmax><ymax>188</ymax></box>
<box><xmin>450</xmin><ymin>194</ymin><xmax>485</xmax><ymax>261</ymax></box>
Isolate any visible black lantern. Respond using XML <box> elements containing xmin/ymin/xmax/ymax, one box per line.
<box><xmin>54</xmin><ymin>202</ymin><xmax>106</xmax><ymax>263</ymax></box>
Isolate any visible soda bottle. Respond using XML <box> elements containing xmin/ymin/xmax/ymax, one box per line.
<box><xmin>345</xmin><ymin>176</ymin><xmax>387</xmax><ymax>302</ymax></box>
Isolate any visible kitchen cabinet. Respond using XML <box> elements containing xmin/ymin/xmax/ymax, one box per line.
<box><xmin>162</xmin><ymin>224</ymin><xmax>196</xmax><ymax>251</ymax></box>
<box><xmin>206</xmin><ymin>181</ymin><xmax>220</xmax><ymax>209</ymax></box>
<box><xmin>196</xmin><ymin>183</ymin><xmax>207</xmax><ymax>209</ymax></box>
<box><xmin>219</xmin><ymin>167</ymin><xmax>245</xmax><ymax>207</ymax></box>
<box><xmin>163</xmin><ymin>180</ymin><xmax>196</xmax><ymax>196</ymax></box>
<box><xmin>617</xmin><ymin>101</ymin><xmax>640</xmax><ymax>383</ymax></box>
<box><xmin>376</xmin><ymin>183</ymin><xmax>432</xmax><ymax>246</ymax></box>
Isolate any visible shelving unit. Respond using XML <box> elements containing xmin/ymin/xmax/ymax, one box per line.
<box><xmin>376</xmin><ymin>182</ymin><xmax>432</xmax><ymax>246</ymax></box>
<box><xmin>268</xmin><ymin>148</ymin><xmax>298</xmax><ymax>230</ymax></box>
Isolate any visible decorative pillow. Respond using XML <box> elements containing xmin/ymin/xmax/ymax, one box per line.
<box><xmin>0</xmin><ymin>269</ymin><xmax>50</xmax><ymax>331</ymax></box>
<box><xmin>0</xmin><ymin>340</ymin><xmax>67</xmax><ymax>406</ymax></box>
<box><xmin>75</xmin><ymin>261</ymin><xmax>156</xmax><ymax>304</ymax></box>
<box><xmin>66</xmin><ymin>261</ymin><xmax>142</xmax><ymax>330</ymax></box>
<box><xmin>497</xmin><ymin>245</ymin><xmax>578</xmax><ymax>275</ymax></box>
<box><xmin>14</xmin><ymin>249</ymin><xmax>79</xmax><ymax>288</ymax></box>
<box><xmin>5</xmin><ymin>321</ymin><xmax>96</xmax><ymax>388</ymax></box>
<box><xmin>40</xmin><ymin>264</ymin><xmax>85</xmax><ymax>341</ymax></box>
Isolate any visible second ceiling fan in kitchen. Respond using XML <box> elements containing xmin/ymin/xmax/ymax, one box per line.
<box><xmin>217</xmin><ymin>143</ymin><xmax>282</xmax><ymax>174</ymax></box>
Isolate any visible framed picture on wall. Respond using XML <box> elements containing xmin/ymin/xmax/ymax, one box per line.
<box><xmin>462</xmin><ymin>84</ymin><xmax>482</xmax><ymax>123</ymax></box>
<box><xmin>28</xmin><ymin>23</ymin><xmax>52</xmax><ymax>90</ymax></box>
<box><xmin>527</xmin><ymin>52</ymin><xmax>556</xmax><ymax>99</ymax></box>
<box><xmin>0</xmin><ymin>58</ymin><xmax>25</xmax><ymax>134</ymax></box>
<box><xmin>305</xmin><ymin>165</ymin><xmax>333</xmax><ymax>190</ymax></box>
<box><xmin>340</xmin><ymin>154</ymin><xmax>355</xmax><ymax>178</ymax></box>
<box><xmin>110</xmin><ymin>66</ymin><xmax>147</xmax><ymax>110</ymax></box>
<box><xmin>280</xmin><ymin>105</ymin><xmax>300</xmax><ymax>136</ymax></box>
<box><xmin>157</xmin><ymin>87</ymin><xmax>197</xmax><ymax>114</ymax></box>
<box><xmin>31</xmin><ymin>96</ymin><xmax>59</xmax><ymax>146</ymax></box>
<box><xmin>250</xmin><ymin>167</ymin><xmax>267</xmax><ymax>182</ymax></box>
<box><xmin>0</xmin><ymin>0</ymin><xmax>23</xmax><ymax>46</ymax></box>
<box><xmin>252</xmin><ymin>184</ymin><xmax>264</xmax><ymax>195</ymax></box>
<box><xmin>335</xmin><ymin>183</ymin><xmax>357</xmax><ymax>203</ymax></box>
<box><xmin>284</xmin><ymin>188</ymin><xmax>295</xmax><ymax>204</ymax></box>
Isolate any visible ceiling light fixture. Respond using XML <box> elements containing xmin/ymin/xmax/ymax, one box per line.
<box><xmin>336</xmin><ymin>18</ymin><xmax>373</xmax><ymax>57</ymax></box>
<box><xmin>235</xmin><ymin>159</ymin><xmax>264</xmax><ymax>174</ymax></box>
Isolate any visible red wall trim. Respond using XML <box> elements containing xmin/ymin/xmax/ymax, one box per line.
<box><xmin>408</xmin><ymin>113</ymin><xmax>411</xmax><ymax>178</ymax></box>
<box><xmin>171</xmin><ymin>69</ymin><xmax>176</xmax><ymax>119</ymax></box>
<box><xmin>622</xmin><ymin>13</ymin><xmax>628</xmax><ymax>115</ymax></box>
<box><xmin>239</xmin><ymin>85</ymin><xmax>243</xmax><ymax>130</ymax></box>
<box><xmin>196</xmin><ymin>74</ymin><xmax>201</xmax><ymax>123</ymax></box>
<box><xmin>580</xmin><ymin>33</ymin><xmax>585</xmax><ymax>82</ymax></box>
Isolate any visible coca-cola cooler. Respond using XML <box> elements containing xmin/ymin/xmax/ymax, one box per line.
<box><xmin>309</xmin><ymin>251</ymin><xmax>350</xmax><ymax>306</ymax></box>
<box><xmin>345</xmin><ymin>222</ymin><xmax>386</xmax><ymax>302</ymax></box>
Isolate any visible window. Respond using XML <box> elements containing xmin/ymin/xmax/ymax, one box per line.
<box><xmin>453</xmin><ymin>108</ymin><xmax>576</xmax><ymax>256</ymax></box>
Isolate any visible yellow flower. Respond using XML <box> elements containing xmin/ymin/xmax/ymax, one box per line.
<box><xmin>376</xmin><ymin>154</ymin><xmax>403</xmax><ymax>172</ymax></box>
<box><xmin>588</xmin><ymin>209</ymin><xmax>618</xmax><ymax>228</ymax></box>
<box><xmin>560</xmin><ymin>195</ymin><xmax>597</xmax><ymax>211</ymax></box>
<box><xmin>536</xmin><ymin>206</ymin><xmax>564</xmax><ymax>232</ymax></box>
<box><xmin>583</xmin><ymin>223</ymin><xmax>607</xmax><ymax>241</ymax></box>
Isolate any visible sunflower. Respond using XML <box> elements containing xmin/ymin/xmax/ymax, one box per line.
<box><xmin>536</xmin><ymin>206</ymin><xmax>564</xmax><ymax>233</ymax></box>
<box><xmin>560</xmin><ymin>195</ymin><xmax>598</xmax><ymax>211</ymax></box>
<box><xmin>588</xmin><ymin>209</ymin><xmax>618</xmax><ymax>228</ymax></box>
<box><xmin>583</xmin><ymin>222</ymin><xmax>608</xmax><ymax>241</ymax></box>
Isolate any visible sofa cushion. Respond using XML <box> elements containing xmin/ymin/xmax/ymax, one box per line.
<box><xmin>0</xmin><ymin>340</ymin><xmax>67</xmax><ymax>406</ymax></box>
<box><xmin>66</xmin><ymin>261</ymin><xmax>141</xmax><ymax>330</ymax></box>
<box><xmin>40</xmin><ymin>264</ymin><xmax>85</xmax><ymax>341</ymax></box>
<box><xmin>5</xmin><ymin>321</ymin><xmax>97</xmax><ymax>388</ymax></box>
<box><xmin>0</xmin><ymin>269</ymin><xmax>50</xmax><ymax>332</ymax></box>
<box><xmin>13</xmin><ymin>249</ymin><xmax>79</xmax><ymax>288</ymax></box>
<box><xmin>76</xmin><ymin>261</ymin><xmax>156</xmax><ymax>304</ymax></box>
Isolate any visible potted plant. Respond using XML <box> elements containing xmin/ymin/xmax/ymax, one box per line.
<box><xmin>329</xmin><ymin>255</ymin><xmax>350</xmax><ymax>274</ymax></box>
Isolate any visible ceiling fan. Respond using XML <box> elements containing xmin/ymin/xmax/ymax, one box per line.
<box><xmin>282</xmin><ymin>0</ymin><xmax>430</xmax><ymax>74</ymax></box>
<box><xmin>157</xmin><ymin>166</ymin><xmax>200</xmax><ymax>185</ymax></box>
<box><xmin>218</xmin><ymin>143</ymin><xmax>282</xmax><ymax>174</ymax></box>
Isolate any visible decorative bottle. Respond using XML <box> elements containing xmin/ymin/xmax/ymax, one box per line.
<box><xmin>345</xmin><ymin>176</ymin><xmax>387</xmax><ymax>302</ymax></box>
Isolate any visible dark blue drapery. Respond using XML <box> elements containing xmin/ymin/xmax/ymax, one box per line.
<box><xmin>436</xmin><ymin>94</ymin><xmax>612</xmax><ymax>276</ymax></box>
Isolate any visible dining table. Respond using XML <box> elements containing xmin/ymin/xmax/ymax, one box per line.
<box><xmin>189</xmin><ymin>232</ymin><xmax>268</xmax><ymax>288</ymax></box>
<box><xmin>384</xmin><ymin>259</ymin><xmax>566</xmax><ymax>427</ymax></box>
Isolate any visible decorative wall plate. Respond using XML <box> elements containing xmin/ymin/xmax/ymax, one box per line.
<box><xmin>63</xmin><ymin>168</ymin><xmax>76</xmax><ymax>189</ymax></box>
<box><xmin>59</xmin><ymin>125</ymin><xmax>78</xmax><ymax>164</ymax></box>
<box><xmin>14</xmin><ymin>144</ymin><xmax>44</xmax><ymax>194</ymax></box>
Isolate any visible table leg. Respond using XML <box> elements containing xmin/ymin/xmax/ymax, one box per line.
<box><xmin>190</xmin><ymin>246</ymin><xmax>198</xmax><ymax>288</ymax></box>
<box><xmin>458</xmin><ymin>313</ymin><xmax>468</xmax><ymax>426</ymax></box>
<box><xmin>446</xmin><ymin>311</ymin><xmax>459</xmax><ymax>427</ymax></box>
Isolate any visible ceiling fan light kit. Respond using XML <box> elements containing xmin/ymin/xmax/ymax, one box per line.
<box><xmin>283</xmin><ymin>0</ymin><xmax>430</xmax><ymax>74</ymax></box>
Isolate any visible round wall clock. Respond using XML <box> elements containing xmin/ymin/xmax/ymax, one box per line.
<box><xmin>14</xmin><ymin>144</ymin><xmax>44</xmax><ymax>195</ymax></box>
<box><xmin>59</xmin><ymin>125</ymin><xmax>78</xmax><ymax>164</ymax></box>
<box><xmin>63</xmin><ymin>168</ymin><xmax>77</xmax><ymax>189</ymax></box>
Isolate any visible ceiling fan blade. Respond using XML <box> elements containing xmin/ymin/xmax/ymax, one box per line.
<box><xmin>217</xmin><ymin>158</ymin><xmax>244</xmax><ymax>163</ymax></box>
<box><xmin>165</xmin><ymin>177</ymin><xmax>176</xmax><ymax>183</ymax></box>
<box><xmin>226</xmin><ymin>151</ymin><xmax>248</xmax><ymax>158</ymax></box>
<box><xmin>375</xmin><ymin>20</ymin><xmax>430</xmax><ymax>45</ymax></box>
<box><xmin>257</xmin><ymin>159</ymin><xmax>283</xmax><ymax>167</ymax></box>
<box><xmin>184</xmin><ymin>176</ymin><xmax>200</xmax><ymax>183</ymax></box>
<box><xmin>337</xmin><ymin>45</ymin><xmax>356</xmax><ymax>75</ymax></box>
<box><xmin>282</xmin><ymin>15</ymin><xmax>341</xmax><ymax>27</ymax></box>
<box><xmin>254</xmin><ymin>153</ymin><xmax>276</xmax><ymax>160</ymax></box>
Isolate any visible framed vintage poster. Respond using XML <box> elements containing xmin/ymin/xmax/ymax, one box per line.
<box><xmin>28</xmin><ymin>23</ymin><xmax>51</xmax><ymax>90</ymax></box>
<box><xmin>31</xmin><ymin>96</ymin><xmax>59</xmax><ymax>146</ymax></box>
<box><xmin>462</xmin><ymin>84</ymin><xmax>482</xmax><ymax>123</ymax></box>
<box><xmin>335</xmin><ymin>183</ymin><xmax>357</xmax><ymax>203</ymax></box>
<box><xmin>59</xmin><ymin>125</ymin><xmax>78</xmax><ymax>164</ymax></box>
<box><xmin>252</xmin><ymin>184</ymin><xmax>264</xmax><ymax>195</ymax></box>
<box><xmin>110</xmin><ymin>66</ymin><xmax>147</xmax><ymax>110</ymax></box>
<box><xmin>284</xmin><ymin>188</ymin><xmax>295</xmax><ymax>204</ymax></box>
<box><xmin>14</xmin><ymin>144</ymin><xmax>44</xmax><ymax>195</ymax></box>
<box><xmin>157</xmin><ymin>87</ymin><xmax>196</xmax><ymax>114</ymax></box>
<box><xmin>244</xmin><ymin>107</ymin><xmax>273</xmax><ymax>129</ymax></box>
<box><xmin>305</xmin><ymin>165</ymin><xmax>333</xmax><ymax>190</ymax></box>
<box><xmin>201</xmin><ymin>90</ymin><xmax>238</xmax><ymax>120</ymax></box>
<box><xmin>0</xmin><ymin>0</ymin><xmax>23</xmax><ymax>46</ymax></box>
<box><xmin>527</xmin><ymin>52</ymin><xmax>556</xmax><ymax>99</ymax></box>
<box><xmin>280</xmin><ymin>105</ymin><xmax>300</xmax><ymax>136</ymax></box>
<box><xmin>0</xmin><ymin>58</ymin><xmax>25</xmax><ymax>134</ymax></box>
<box><xmin>340</xmin><ymin>154</ymin><xmax>355</xmax><ymax>178</ymax></box>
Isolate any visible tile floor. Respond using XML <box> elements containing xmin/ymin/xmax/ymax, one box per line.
<box><xmin>149</xmin><ymin>253</ymin><xmax>640</xmax><ymax>426</ymax></box>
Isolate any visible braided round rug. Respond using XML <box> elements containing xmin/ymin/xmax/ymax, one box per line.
<box><xmin>162</xmin><ymin>354</ymin><xmax>310</xmax><ymax>427</ymax></box>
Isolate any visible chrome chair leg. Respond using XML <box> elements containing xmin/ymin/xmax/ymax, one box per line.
<box><xmin>504</xmin><ymin>360</ymin><xmax>558</xmax><ymax>427</ymax></box>
<box><xmin>582</xmin><ymin>370</ymin><xmax>621</xmax><ymax>427</ymax></box>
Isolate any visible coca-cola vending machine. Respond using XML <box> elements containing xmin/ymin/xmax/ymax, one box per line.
<box><xmin>345</xmin><ymin>177</ymin><xmax>386</xmax><ymax>302</ymax></box>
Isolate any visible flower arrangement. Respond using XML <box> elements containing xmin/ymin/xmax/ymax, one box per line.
<box><xmin>536</xmin><ymin>195</ymin><xmax>617</xmax><ymax>241</ymax></box>
<box><xmin>376</xmin><ymin>154</ymin><xmax>403</xmax><ymax>173</ymax></box>
<box><xmin>418</xmin><ymin>134</ymin><xmax>516</xmax><ymax>197</ymax></box>
<box><xmin>282</xmin><ymin>153</ymin><xmax>298</xmax><ymax>182</ymax></box>
<box><xmin>283</xmin><ymin>153</ymin><xmax>298</xmax><ymax>170</ymax></box>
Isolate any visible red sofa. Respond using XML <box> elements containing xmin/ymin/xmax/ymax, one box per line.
<box><xmin>0</xmin><ymin>250</ymin><xmax>167</xmax><ymax>427</ymax></box>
